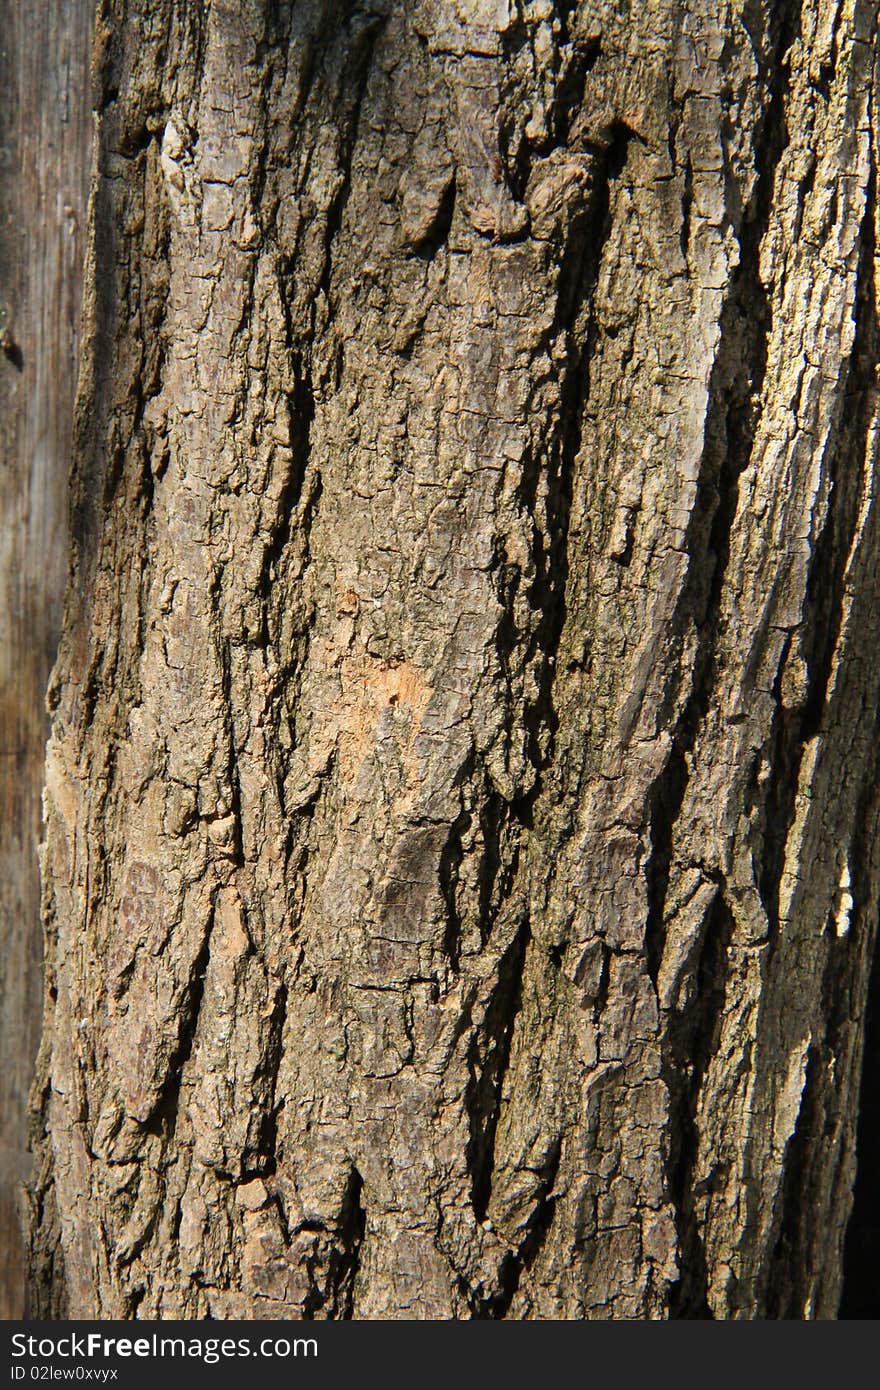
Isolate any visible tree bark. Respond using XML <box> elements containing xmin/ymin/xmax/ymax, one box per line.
<box><xmin>0</xmin><ymin>0</ymin><xmax>92</xmax><ymax>1319</ymax></box>
<box><xmin>28</xmin><ymin>0</ymin><xmax>880</xmax><ymax>1319</ymax></box>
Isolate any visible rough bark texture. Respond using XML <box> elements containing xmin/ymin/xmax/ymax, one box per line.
<box><xmin>28</xmin><ymin>0</ymin><xmax>880</xmax><ymax>1318</ymax></box>
<box><xmin>0</xmin><ymin>0</ymin><xmax>93</xmax><ymax>1319</ymax></box>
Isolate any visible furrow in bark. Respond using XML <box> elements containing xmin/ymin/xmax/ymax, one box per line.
<box><xmin>333</xmin><ymin>1166</ymin><xmax>367</xmax><ymax>1319</ymax></box>
<box><xmin>312</xmin><ymin>8</ymin><xmax>388</xmax><ymax>320</ymax></box>
<box><xmin>481</xmin><ymin>1134</ymin><xmax>562</xmax><ymax>1320</ymax></box>
<box><xmin>218</xmin><ymin>637</ymin><xmax>245</xmax><ymax>870</ymax></box>
<box><xmin>763</xmin><ymin>1043</ymin><xmax>820</xmax><ymax>1317</ymax></box>
<box><xmin>515</xmin><ymin>122</ymin><xmax>632</xmax><ymax>788</ymax></box>
<box><xmin>439</xmin><ymin>807</ymin><xmax>470</xmax><ymax>972</ymax></box>
<box><xmin>667</xmin><ymin>889</ymin><xmax>735</xmax><ymax>1318</ymax></box>
<box><xmin>259</xmin><ymin>362</ymin><xmax>315</xmax><ymax>648</ymax></box>
<box><xmin>302</xmin><ymin>1165</ymin><xmax>366</xmax><ymax>1319</ymax></box>
<box><xmin>139</xmin><ymin>915</ymin><xmax>212</xmax><ymax>1143</ymax></box>
<box><xmin>250</xmin><ymin>980</ymin><xmax>288</xmax><ymax>1179</ymax></box>
<box><xmin>464</xmin><ymin>919</ymin><xmax>530</xmax><ymax>1224</ymax></box>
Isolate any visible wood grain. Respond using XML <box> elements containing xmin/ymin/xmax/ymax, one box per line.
<box><xmin>0</xmin><ymin>0</ymin><xmax>92</xmax><ymax>1319</ymax></box>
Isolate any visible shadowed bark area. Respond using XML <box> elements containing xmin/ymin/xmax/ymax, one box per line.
<box><xmin>25</xmin><ymin>0</ymin><xmax>880</xmax><ymax>1319</ymax></box>
<box><xmin>841</xmin><ymin>884</ymin><xmax>880</xmax><ymax>1317</ymax></box>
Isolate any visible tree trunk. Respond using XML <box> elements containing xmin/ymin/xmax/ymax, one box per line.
<box><xmin>0</xmin><ymin>0</ymin><xmax>92</xmax><ymax>1319</ymax></box>
<box><xmin>28</xmin><ymin>0</ymin><xmax>880</xmax><ymax>1319</ymax></box>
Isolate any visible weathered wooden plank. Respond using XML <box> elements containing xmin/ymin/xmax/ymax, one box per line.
<box><xmin>0</xmin><ymin>0</ymin><xmax>92</xmax><ymax>1319</ymax></box>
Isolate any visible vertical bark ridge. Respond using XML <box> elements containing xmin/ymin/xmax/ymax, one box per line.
<box><xmin>671</xmin><ymin>1</ymin><xmax>880</xmax><ymax>1316</ymax></box>
<box><xmin>758</xmin><ymin>160</ymin><xmax>878</xmax><ymax>947</ymax></box>
<box><xmin>641</xmin><ymin>1</ymin><xmax>803</xmax><ymax>1311</ymax></box>
<box><xmin>644</xmin><ymin>0</ymin><xmax>800</xmax><ymax>981</ymax></box>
